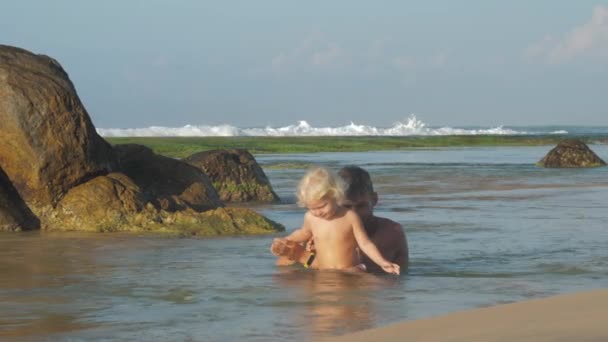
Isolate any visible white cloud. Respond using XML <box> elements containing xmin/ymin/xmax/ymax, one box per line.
<box><xmin>525</xmin><ymin>5</ymin><xmax>608</xmax><ymax>63</ymax></box>
<box><xmin>264</xmin><ymin>33</ymin><xmax>449</xmax><ymax>78</ymax></box>
<box><xmin>312</xmin><ymin>44</ymin><xmax>343</xmax><ymax>66</ymax></box>
<box><xmin>270</xmin><ymin>52</ymin><xmax>287</xmax><ymax>71</ymax></box>
<box><xmin>430</xmin><ymin>52</ymin><xmax>448</xmax><ymax>68</ymax></box>
<box><xmin>268</xmin><ymin>32</ymin><xmax>347</xmax><ymax>74</ymax></box>
<box><xmin>151</xmin><ymin>55</ymin><xmax>169</xmax><ymax>67</ymax></box>
<box><xmin>391</xmin><ymin>56</ymin><xmax>415</xmax><ymax>71</ymax></box>
<box><xmin>368</xmin><ymin>37</ymin><xmax>391</xmax><ymax>59</ymax></box>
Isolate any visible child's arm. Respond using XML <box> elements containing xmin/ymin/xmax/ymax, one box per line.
<box><xmin>270</xmin><ymin>214</ymin><xmax>313</xmax><ymax>259</ymax></box>
<box><xmin>349</xmin><ymin>211</ymin><xmax>400</xmax><ymax>275</ymax></box>
<box><xmin>283</xmin><ymin>216</ymin><xmax>313</xmax><ymax>243</ymax></box>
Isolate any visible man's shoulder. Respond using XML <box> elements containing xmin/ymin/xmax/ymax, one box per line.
<box><xmin>371</xmin><ymin>216</ymin><xmax>404</xmax><ymax>234</ymax></box>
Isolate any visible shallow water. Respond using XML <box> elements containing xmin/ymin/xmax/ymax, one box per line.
<box><xmin>1</xmin><ymin>146</ymin><xmax>607</xmax><ymax>341</ymax></box>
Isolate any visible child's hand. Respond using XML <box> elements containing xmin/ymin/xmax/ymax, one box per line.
<box><xmin>305</xmin><ymin>238</ymin><xmax>315</xmax><ymax>252</ymax></box>
<box><xmin>270</xmin><ymin>238</ymin><xmax>302</xmax><ymax>261</ymax></box>
<box><xmin>382</xmin><ymin>263</ymin><xmax>400</xmax><ymax>275</ymax></box>
<box><xmin>270</xmin><ymin>238</ymin><xmax>288</xmax><ymax>256</ymax></box>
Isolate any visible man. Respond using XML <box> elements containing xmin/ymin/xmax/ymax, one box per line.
<box><xmin>271</xmin><ymin>165</ymin><xmax>409</xmax><ymax>273</ymax></box>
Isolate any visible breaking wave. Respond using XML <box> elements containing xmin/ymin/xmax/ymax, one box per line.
<box><xmin>97</xmin><ymin>115</ymin><xmax>569</xmax><ymax>137</ymax></box>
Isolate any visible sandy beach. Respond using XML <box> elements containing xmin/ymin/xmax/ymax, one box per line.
<box><xmin>327</xmin><ymin>289</ymin><xmax>608</xmax><ymax>342</ymax></box>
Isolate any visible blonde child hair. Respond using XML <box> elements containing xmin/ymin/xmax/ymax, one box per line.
<box><xmin>296</xmin><ymin>167</ymin><xmax>346</xmax><ymax>207</ymax></box>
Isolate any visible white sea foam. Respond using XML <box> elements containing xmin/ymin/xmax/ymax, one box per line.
<box><xmin>97</xmin><ymin>115</ymin><xmax>568</xmax><ymax>137</ymax></box>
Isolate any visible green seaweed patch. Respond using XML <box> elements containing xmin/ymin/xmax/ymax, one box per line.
<box><xmin>160</xmin><ymin>207</ymin><xmax>285</xmax><ymax>237</ymax></box>
<box><xmin>107</xmin><ymin>135</ymin><xmax>608</xmax><ymax>158</ymax></box>
<box><xmin>212</xmin><ymin>181</ymin><xmax>277</xmax><ymax>202</ymax></box>
<box><xmin>263</xmin><ymin>162</ymin><xmax>314</xmax><ymax>169</ymax></box>
<box><xmin>44</xmin><ymin>206</ymin><xmax>284</xmax><ymax>237</ymax></box>
<box><xmin>213</xmin><ymin>181</ymin><xmax>266</xmax><ymax>194</ymax></box>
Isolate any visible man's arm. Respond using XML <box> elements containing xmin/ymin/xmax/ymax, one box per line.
<box><xmin>391</xmin><ymin>222</ymin><xmax>409</xmax><ymax>272</ymax></box>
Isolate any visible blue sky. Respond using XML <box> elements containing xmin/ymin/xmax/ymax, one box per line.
<box><xmin>2</xmin><ymin>1</ymin><xmax>608</xmax><ymax>128</ymax></box>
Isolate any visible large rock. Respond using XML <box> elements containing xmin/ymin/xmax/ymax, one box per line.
<box><xmin>49</xmin><ymin>171</ymin><xmax>285</xmax><ymax>234</ymax></box>
<box><xmin>0</xmin><ymin>45</ymin><xmax>116</xmax><ymax>210</ymax></box>
<box><xmin>0</xmin><ymin>167</ymin><xmax>39</xmax><ymax>231</ymax></box>
<box><xmin>115</xmin><ymin>144</ymin><xmax>223</xmax><ymax>212</ymax></box>
<box><xmin>52</xmin><ymin>172</ymin><xmax>146</xmax><ymax>231</ymax></box>
<box><xmin>538</xmin><ymin>139</ymin><xmax>606</xmax><ymax>168</ymax></box>
<box><xmin>145</xmin><ymin>207</ymin><xmax>285</xmax><ymax>236</ymax></box>
<box><xmin>50</xmin><ymin>172</ymin><xmax>284</xmax><ymax>234</ymax></box>
<box><xmin>184</xmin><ymin>149</ymin><xmax>279</xmax><ymax>203</ymax></box>
<box><xmin>0</xmin><ymin>45</ymin><xmax>282</xmax><ymax>236</ymax></box>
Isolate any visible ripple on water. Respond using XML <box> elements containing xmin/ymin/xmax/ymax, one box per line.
<box><xmin>155</xmin><ymin>288</ymin><xmax>198</xmax><ymax>304</ymax></box>
<box><xmin>535</xmin><ymin>263</ymin><xmax>592</xmax><ymax>275</ymax></box>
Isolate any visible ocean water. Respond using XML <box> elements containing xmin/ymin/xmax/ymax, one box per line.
<box><xmin>1</xmin><ymin>145</ymin><xmax>608</xmax><ymax>341</ymax></box>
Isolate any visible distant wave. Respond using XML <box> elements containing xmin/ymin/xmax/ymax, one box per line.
<box><xmin>97</xmin><ymin>115</ymin><xmax>569</xmax><ymax>137</ymax></box>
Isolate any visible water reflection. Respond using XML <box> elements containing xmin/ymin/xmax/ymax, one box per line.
<box><xmin>0</xmin><ymin>233</ymin><xmax>111</xmax><ymax>338</ymax></box>
<box><xmin>272</xmin><ymin>268</ymin><xmax>399</xmax><ymax>338</ymax></box>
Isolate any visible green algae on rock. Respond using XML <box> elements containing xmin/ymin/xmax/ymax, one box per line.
<box><xmin>184</xmin><ymin>149</ymin><xmax>280</xmax><ymax>203</ymax></box>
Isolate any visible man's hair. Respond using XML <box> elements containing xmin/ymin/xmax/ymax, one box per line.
<box><xmin>338</xmin><ymin>166</ymin><xmax>374</xmax><ymax>198</ymax></box>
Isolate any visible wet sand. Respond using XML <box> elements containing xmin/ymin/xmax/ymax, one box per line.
<box><xmin>327</xmin><ymin>289</ymin><xmax>608</xmax><ymax>342</ymax></box>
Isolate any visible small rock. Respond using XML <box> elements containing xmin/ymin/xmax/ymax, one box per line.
<box><xmin>184</xmin><ymin>149</ymin><xmax>280</xmax><ymax>203</ymax></box>
<box><xmin>538</xmin><ymin>139</ymin><xmax>606</xmax><ymax>168</ymax></box>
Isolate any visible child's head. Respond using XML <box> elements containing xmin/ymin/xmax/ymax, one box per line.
<box><xmin>296</xmin><ymin>167</ymin><xmax>346</xmax><ymax>208</ymax></box>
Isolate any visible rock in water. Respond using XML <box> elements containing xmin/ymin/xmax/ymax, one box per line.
<box><xmin>184</xmin><ymin>149</ymin><xmax>280</xmax><ymax>203</ymax></box>
<box><xmin>53</xmin><ymin>172</ymin><xmax>146</xmax><ymax>232</ymax></box>
<box><xmin>0</xmin><ymin>167</ymin><xmax>39</xmax><ymax>231</ymax></box>
<box><xmin>114</xmin><ymin>144</ymin><xmax>223</xmax><ymax>212</ymax></box>
<box><xmin>538</xmin><ymin>139</ymin><xmax>606</xmax><ymax>168</ymax></box>
<box><xmin>0</xmin><ymin>45</ymin><xmax>282</xmax><ymax>235</ymax></box>
<box><xmin>0</xmin><ymin>45</ymin><xmax>117</xmax><ymax>210</ymax></box>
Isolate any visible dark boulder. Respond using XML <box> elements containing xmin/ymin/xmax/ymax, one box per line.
<box><xmin>184</xmin><ymin>149</ymin><xmax>279</xmax><ymax>203</ymax></box>
<box><xmin>0</xmin><ymin>167</ymin><xmax>39</xmax><ymax>231</ymax></box>
<box><xmin>0</xmin><ymin>45</ymin><xmax>117</xmax><ymax>210</ymax></box>
<box><xmin>115</xmin><ymin>144</ymin><xmax>223</xmax><ymax>212</ymax></box>
<box><xmin>538</xmin><ymin>139</ymin><xmax>606</xmax><ymax>168</ymax></box>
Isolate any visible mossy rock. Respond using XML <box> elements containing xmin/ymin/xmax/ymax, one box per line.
<box><xmin>537</xmin><ymin>139</ymin><xmax>606</xmax><ymax>168</ymax></box>
<box><xmin>184</xmin><ymin>149</ymin><xmax>280</xmax><ymax>203</ymax></box>
<box><xmin>46</xmin><ymin>173</ymin><xmax>283</xmax><ymax>235</ymax></box>
<box><xmin>154</xmin><ymin>207</ymin><xmax>285</xmax><ymax>237</ymax></box>
<box><xmin>114</xmin><ymin>144</ymin><xmax>222</xmax><ymax>211</ymax></box>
